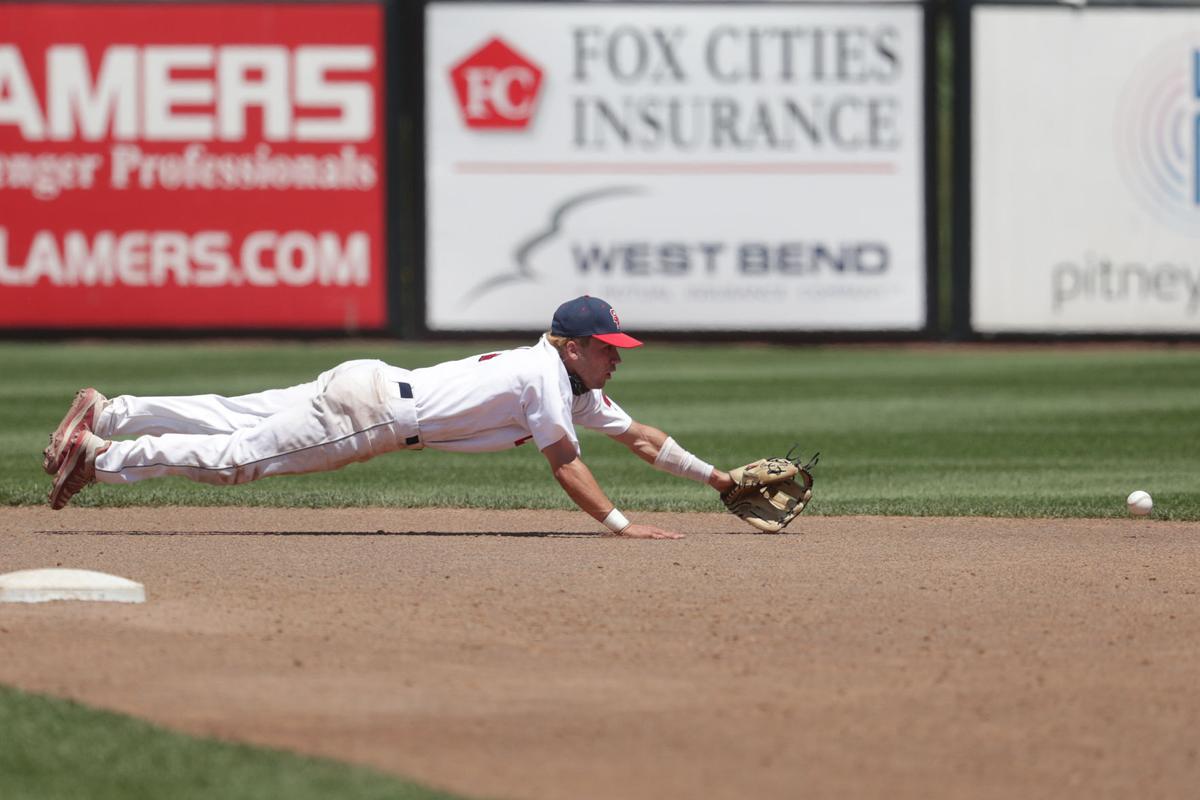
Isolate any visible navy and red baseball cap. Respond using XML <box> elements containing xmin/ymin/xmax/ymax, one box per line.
<box><xmin>551</xmin><ymin>296</ymin><xmax>643</xmax><ymax>348</ymax></box>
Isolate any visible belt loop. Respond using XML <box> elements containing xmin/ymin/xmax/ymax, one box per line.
<box><xmin>397</xmin><ymin>381</ymin><xmax>413</xmax><ymax>399</ymax></box>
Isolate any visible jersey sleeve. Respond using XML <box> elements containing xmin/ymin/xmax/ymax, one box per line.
<box><xmin>521</xmin><ymin>368</ymin><xmax>578</xmax><ymax>452</ymax></box>
<box><xmin>572</xmin><ymin>390</ymin><xmax>633</xmax><ymax>435</ymax></box>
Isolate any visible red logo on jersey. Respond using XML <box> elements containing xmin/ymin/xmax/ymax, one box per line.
<box><xmin>449</xmin><ymin>38</ymin><xmax>543</xmax><ymax>130</ymax></box>
<box><xmin>610</xmin><ymin>309</ymin><xmax>621</xmax><ymax>328</ymax></box>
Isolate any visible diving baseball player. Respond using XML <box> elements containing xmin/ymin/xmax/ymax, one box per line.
<box><xmin>43</xmin><ymin>296</ymin><xmax>741</xmax><ymax>539</ymax></box>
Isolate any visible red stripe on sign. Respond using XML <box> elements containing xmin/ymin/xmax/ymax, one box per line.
<box><xmin>455</xmin><ymin>161</ymin><xmax>897</xmax><ymax>175</ymax></box>
<box><xmin>479</xmin><ymin>353</ymin><xmax>500</xmax><ymax>361</ymax></box>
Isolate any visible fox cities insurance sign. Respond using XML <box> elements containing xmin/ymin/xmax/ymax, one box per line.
<box><xmin>0</xmin><ymin>3</ymin><xmax>384</xmax><ymax>329</ymax></box>
<box><xmin>426</xmin><ymin>2</ymin><xmax>926</xmax><ymax>331</ymax></box>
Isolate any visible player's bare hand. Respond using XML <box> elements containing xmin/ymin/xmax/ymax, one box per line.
<box><xmin>615</xmin><ymin>523</ymin><xmax>685</xmax><ymax>540</ymax></box>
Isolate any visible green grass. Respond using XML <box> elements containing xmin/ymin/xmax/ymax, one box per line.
<box><xmin>3</xmin><ymin>341</ymin><xmax>1199</xmax><ymax>519</ymax></box>
<box><xmin>0</xmin><ymin>685</ymin><xmax>465</xmax><ymax>800</ymax></box>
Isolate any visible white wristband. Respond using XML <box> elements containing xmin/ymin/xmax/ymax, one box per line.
<box><xmin>653</xmin><ymin>436</ymin><xmax>715</xmax><ymax>484</ymax></box>
<box><xmin>602</xmin><ymin>508</ymin><xmax>631</xmax><ymax>534</ymax></box>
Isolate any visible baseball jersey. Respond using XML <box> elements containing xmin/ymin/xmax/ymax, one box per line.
<box><xmin>405</xmin><ymin>335</ymin><xmax>633</xmax><ymax>454</ymax></box>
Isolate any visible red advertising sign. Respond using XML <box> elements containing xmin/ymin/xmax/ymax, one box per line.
<box><xmin>0</xmin><ymin>3</ymin><xmax>385</xmax><ymax>329</ymax></box>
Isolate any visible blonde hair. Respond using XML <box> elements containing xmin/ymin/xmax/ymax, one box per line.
<box><xmin>546</xmin><ymin>332</ymin><xmax>588</xmax><ymax>355</ymax></box>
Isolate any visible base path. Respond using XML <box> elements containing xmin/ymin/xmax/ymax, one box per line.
<box><xmin>2</xmin><ymin>508</ymin><xmax>1198</xmax><ymax>800</ymax></box>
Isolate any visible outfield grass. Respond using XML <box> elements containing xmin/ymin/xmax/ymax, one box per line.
<box><xmin>0</xmin><ymin>686</ymin><xmax>465</xmax><ymax>800</ymax></box>
<box><xmin>2</xmin><ymin>341</ymin><xmax>1198</xmax><ymax>519</ymax></box>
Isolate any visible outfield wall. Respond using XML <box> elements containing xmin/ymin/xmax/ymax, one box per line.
<box><xmin>11</xmin><ymin>0</ymin><xmax>1200</xmax><ymax>339</ymax></box>
<box><xmin>958</xmin><ymin>0</ymin><xmax>1200</xmax><ymax>337</ymax></box>
<box><xmin>0</xmin><ymin>0</ymin><xmax>937</xmax><ymax>338</ymax></box>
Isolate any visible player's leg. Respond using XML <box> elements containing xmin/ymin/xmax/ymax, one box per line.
<box><xmin>92</xmin><ymin>361</ymin><xmax>417</xmax><ymax>487</ymax></box>
<box><xmin>44</xmin><ymin>381</ymin><xmax>321</xmax><ymax>474</ymax></box>
<box><xmin>99</xmin><ymin>358</ymin><xmax>389</xmax><ymax>437</ymax></box>
<box><xmin>47</xmin><ymin>360</ymin><xmax>420</xmax><ymax>508</ymax></box>
<box><xmin>95</xmin><ymin>381</ymin><xmax>323</xmax><ymax>438</ymax></box>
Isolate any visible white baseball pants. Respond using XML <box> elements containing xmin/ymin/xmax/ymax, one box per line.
<box><xmin>93</xmin><ymin>359</ymin><xmax>421</xmax><ymax>486</ymax></box>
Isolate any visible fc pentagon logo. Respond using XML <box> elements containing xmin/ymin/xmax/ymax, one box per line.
<box><xmin>449</xmin><ymin>38</ymin><xmax>543</xmax><ymax>129</ymax></box>
<box><xmin>1115</xmin><ymin>39</ymin><xmax>1200</xmax><ymax>236</ymax></box>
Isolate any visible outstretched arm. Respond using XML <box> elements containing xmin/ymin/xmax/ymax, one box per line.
<box><xmin>612</xmin><ymin>421</ymin><xmax>734</xmax><ymax>494</ymax></box>
<box><xmin>541</xmin><ymin>436</ymin><xmax>683</xmax><ymax>540</ymax></box>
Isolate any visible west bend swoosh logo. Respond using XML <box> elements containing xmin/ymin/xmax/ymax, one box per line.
<box><xmin>461</xmin><ymin>186</ymin><xmax>643</xmax><ymax>305</ymax></box>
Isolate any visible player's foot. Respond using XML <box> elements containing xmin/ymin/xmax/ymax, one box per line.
<box><xmin>48</xmin><ymin>429</ymin><xmax>110</xmax><ymax>511</ymax></box>
<box><xmin>43</xmin><ymin>388</ymin><xmax>108</xmax><ymax>475</ymax></box>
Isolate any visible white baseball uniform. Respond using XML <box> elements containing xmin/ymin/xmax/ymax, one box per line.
<box><xmin>92</xmin><ymin>336</ymin><xmax>632</xmax><ymax>486</ymax></box>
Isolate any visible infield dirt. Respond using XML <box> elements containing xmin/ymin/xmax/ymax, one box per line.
<box><xmin>2</xmin><ymin>508</ymin><xmax>1198</xmax><ymax>800</ymax></box>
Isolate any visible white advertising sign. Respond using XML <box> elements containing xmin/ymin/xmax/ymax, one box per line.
<box><xmin>973</xmin><ymin>7</ymin><xmax>1200</xmax><ymax>334</ymax></box>
<box><xmin>426</xmin><ymin>2</ymin><xmax>926</xmax><ymax>331</ymax></box>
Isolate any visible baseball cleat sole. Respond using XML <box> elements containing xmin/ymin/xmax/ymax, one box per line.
<box><xmin>48</xmin><ymin>429</ymin><xmax>105</xmax><ymax>511</ymax></box>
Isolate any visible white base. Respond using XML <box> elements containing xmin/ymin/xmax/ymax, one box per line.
<box><xmin>0</xmin><ymin>568</ymin><xmax>145</xmax><ymax>604</ymax></box>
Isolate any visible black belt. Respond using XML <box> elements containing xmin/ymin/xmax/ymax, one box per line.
<box><xmin>396</xmin><ymin>382</ymin><xmax>420</xmax><ymax>446</ymax></box>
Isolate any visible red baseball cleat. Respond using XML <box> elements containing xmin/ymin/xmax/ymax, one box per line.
<box><xmin>43</xmin><ymin>388</ymin><xmax>108</xmax><ymax>475</ymax></box>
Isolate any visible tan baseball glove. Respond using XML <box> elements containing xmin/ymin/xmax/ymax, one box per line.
<box><xmin>721</xmin><ymin>449</ymin><xmax>819</xmax><ymax>533</ymax></box>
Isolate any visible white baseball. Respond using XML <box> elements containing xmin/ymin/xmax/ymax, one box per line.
<box><xmin>1126</xmin><ymin>490</ymin><xmax>1153</xmax><ymax>516</ymax></box>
